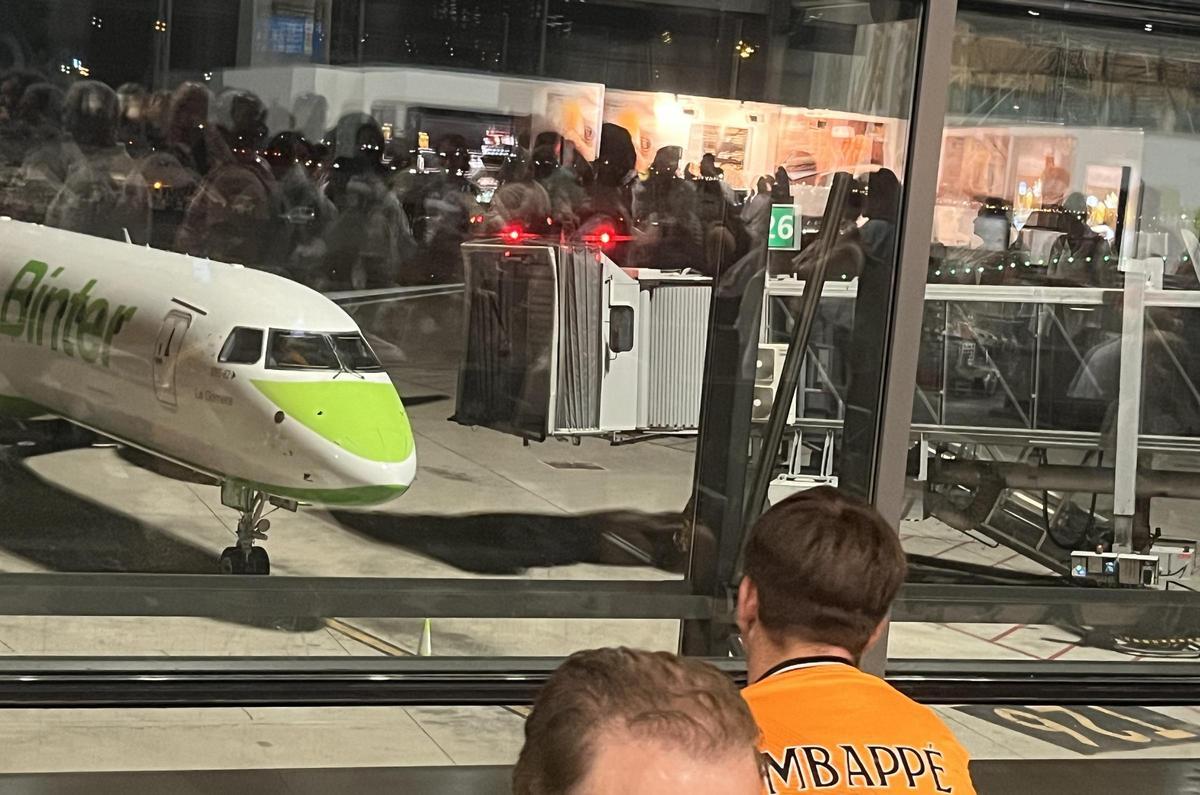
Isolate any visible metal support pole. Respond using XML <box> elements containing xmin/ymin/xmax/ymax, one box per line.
<box><xmin>1113</xmin><ymin>259</ymin><xmax>1151</xmax><ymax>550</ymax></box>
<box><xmin>537</xmin><ymin>0</ymin><xmax>551</xmax><ymax>75</ymax></box>
<box><xmin>356</xmin><ymin>0</ymin><xmax>366</xmax><ymax>64</ymax></box>
<box><xmin>728</xmin><ymin>17</ymin><xmax>745</xmax><ymax>99</ymax></box>
<box><xmin>682</xmin><ymin>243</ymin><xmax>769</xmax><ymax>656</ymax></box>
<box><xmin>866</xmin><ymin>0</ymin><xmax>959</xmax><ymax>677</ymax></box>
<box><xmin>743</xmin><ymin>172</ymin><xmax>853</xmax><ymax>532</ymax></box>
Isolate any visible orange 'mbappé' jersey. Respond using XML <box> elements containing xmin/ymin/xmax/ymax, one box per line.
<box><xmin>743</xmin><ymin>658</ymin><xmax>977</xmax><ymax>795</ymax></box>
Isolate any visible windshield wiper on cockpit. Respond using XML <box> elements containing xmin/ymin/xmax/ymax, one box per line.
<box><xmin>329</xmin><ymin>336</ymin><xmax>365</xmax><ymax>380</ymax></box>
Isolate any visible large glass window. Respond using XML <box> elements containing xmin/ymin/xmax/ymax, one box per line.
<box><xmin>888</xmin><ymin>1</ymin><xmax>1200</xmax><ymax>665</ymax></box>
<box><xmin>0</xmin><ymin>0</ymin><xmax>921</xmax><ymax>632</ymax></box>
<box><xmin>3</xmin><ymin>0</ymin><xmax>1200</xmax><ymax>779</ymax></box>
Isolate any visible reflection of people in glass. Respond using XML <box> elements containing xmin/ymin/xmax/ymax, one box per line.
<box><xmin>699</xmin><ymin>152</ymin><xmax>735</xmax><ymax>205</ymax></box>
<box><xmin>537</xmin><ymin>138</ymin><xmax>587</xmax><ymax>230</ymax></box>
<box><xmin>788</xmin><ymin>175</ymin><xmax>865</xmax><ymax>280</ymax></box>
<box><xmin>1047</xmin><ymin>192</ymin><xmax>1113</xmax><ymax>286</ymax></box>
<box><xmin>860</xmin><ymin>169</ymin><xmax>900</xmax><ymax>271</ymax></box>
<box><xmin>11</xmin><ymin>81</ymin><xmax>66</xmax><ymax>162</ymax></box>
<box><xmin>695</xmin><ymin>154</ymin><xmax>751</xmax><ymax>275</ymax></box>
<box><xmin>949</xmin><ymin>196</ymin><xmax>1028</xmax><ymax>285</ymax></box>
<box><xmin>630</xmin><ymin>145</ymin><xmax>700</xmax><ymax>270</ymax></box>
<box><xmin>45</xmin><ymin>81</ymin><xmax>151</xmax><ymax>244</ymax></box>
<box><xmin>771</xmin><ymin>165</ymin><xmax>792</xmax><ymax>203</ymax></box>
<box><xmin>264</xmin><ymin>131</ymin><xmax>337</xmax><ymax>286</ymax></box>
<box><xmin>2</xmin><ymin>81</ymin><xmax>66</xmax><ymax>223</ymax></box>
<box><xmin>116</xmin><ymin>83</ymin><xmax>151</xmax><ymax>155</ymax></box>
<box><xmin>487</xmin><ymin>146</ymin><xmax>552</xmax><ymax>234</ymax></box>
<box><xmin>741</xmin><ymin>174</ymin><xmax>774</xmax><ymax>244</ymax></box>
<box><xmin>165</xmin><ymin>82</ymin><xmax>214</xmax><ymax>178</ymax></box>
<box><xmin>400</xmin><ymin>132</ymin><xmax>479</xmax><ymax>284</ymax></box>
<box><xmin>176</xmin><ymin>89</ymin><xmax>280</xmax><ymax>268</ymax></box>
<box><xmin>323</xmin><ymin>113</ymin><xmax>416</xmax><ymax>287</ymax></box>
<box><xmin>589</xmin><ymin>122</ymin><xmax>637</xmax><ymax>236</ymax></box>
<box><xmin>1069</xmin><ymin>308</ymin><xmax>1200</xmax><ymax>435</ymax></box>
<box><xmin>0</xmin><ymin>70</ymin><xmax>45</xmax><ymax>123</ymax></box>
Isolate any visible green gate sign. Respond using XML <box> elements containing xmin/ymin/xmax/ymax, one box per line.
<box><xmin>769</xmin><ymin>205</ymin><xmax>796</xmax><ymax>249</ymax></box>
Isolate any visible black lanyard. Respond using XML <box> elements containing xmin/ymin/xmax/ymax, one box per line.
<box><xmin>754</xmin><ymin>656</ymin><xmax>854</xmax><ymax>684</ymax></box>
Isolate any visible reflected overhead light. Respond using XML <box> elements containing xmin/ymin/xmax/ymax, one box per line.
<box><xmin>1145</xmin><ymin>23</ymin><xmax>1154</xmax><ymax>31</ymax></box>
<box><xmin>1028</xmin><ymin>9</ymin><xmax>1040</xmax><ymax>15</ymax></box>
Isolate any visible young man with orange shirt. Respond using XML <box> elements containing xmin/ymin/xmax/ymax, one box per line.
<box><xmin>738</xmin><ymin>486</ymin><xmax>977</xmax><ymax>794</ymax></box>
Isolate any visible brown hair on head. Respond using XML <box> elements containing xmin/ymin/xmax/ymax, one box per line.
<box><xmin>742</xmin><ymin>486</ymin><xmax>907</xmax><ymax>658</ymax></box>
<box><xmin>512</xmin><ymin>647</ymin><xmax>760</xmax><ymax>795</ymax></box>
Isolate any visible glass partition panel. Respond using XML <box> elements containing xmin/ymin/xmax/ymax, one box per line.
<box><xmin>900</xmin><ymin>0</ymin><xmax>1200</xmax><ymax>663</ymax></box>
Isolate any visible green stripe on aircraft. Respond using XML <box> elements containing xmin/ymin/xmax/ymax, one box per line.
<box><xmin>251</xmin><ymin>379</ymin><xmax>415</xmax><ymax>463</ymax></box>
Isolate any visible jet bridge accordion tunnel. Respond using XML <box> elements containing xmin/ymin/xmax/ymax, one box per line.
<box><xmin>454</xmin><ymin>241</ymin><xmax>712</xmax><ymax>441</ymax></box>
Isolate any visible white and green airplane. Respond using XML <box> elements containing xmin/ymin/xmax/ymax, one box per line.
<box><xmin>0</xmin><ymin>218</ymin><xmax>417</xmax><ymax>574</ymax></box>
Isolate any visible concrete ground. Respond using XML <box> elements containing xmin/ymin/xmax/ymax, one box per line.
<box><xmin>1</xmin><ymin>294</ymin><xmax>1198</xmax><ymax>772</ymax></box>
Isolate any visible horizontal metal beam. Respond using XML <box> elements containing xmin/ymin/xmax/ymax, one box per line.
<box><xmin>3</xmin><ymin>760</ymin><xmax>1200</xmax><ymax>795</ymax></box>
<box><xmin>0</xmin><ymin>657</ymin><xmax>741</xmax><ymax>708</ymax></box>
<box><xmin>0</xmin><ymin>656</ymin><xmax>1198</xmax><ymax>707</ymax></box>
<box><xmin>894</xmin><ymin>583</ymin><xmax>1200</xmax><ymax>633</ymax></box>
<box><xmin>970</xmin><ymin>0</ymin><xmax>1200</xmax><ymax>28</ymax></box>
<box><xmin>0</xmin><ymin>767</ymin><xmax>516</xmax><ymax>795</ymax></box>
<box><xmin>0</xmin><ymin>574</ymin><xmax>714</xmax><ymax>620</ymax></box>
<box><xmin>791</xmin><ymin>417</ymin><xmax>1200</xmax><ymax>454</ymax></box>
<box><xmin>887</xmin><ymin>659</ymin><xmax>1200</xmax><ymax>705</ymax></box>
<box><xmin>932</xmin><ymin>459</ymin><xmax>1200</xmax><ymax>499</ymax></box>
<box><xmin>0</xmin><ymin>576</ymin><xmax>1194</xmax><ymax>630</ymax></box>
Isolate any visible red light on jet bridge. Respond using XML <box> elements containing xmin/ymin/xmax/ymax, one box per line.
<box><xmin>582</xmin><ymin>226</ymin><xmax>627</xmax><ymax>249</ymax></box>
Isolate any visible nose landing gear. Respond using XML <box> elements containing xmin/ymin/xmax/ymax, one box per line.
<box><xmin>218</xmin><ymin>482</ymin><xmax>297</xmax><ymax>575</ymax></box>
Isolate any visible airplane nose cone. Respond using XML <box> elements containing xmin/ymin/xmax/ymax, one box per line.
<box><xmin>251</xmin><ymin>379</ymin><xmax>414</xmax><ymax>463</ymax></box>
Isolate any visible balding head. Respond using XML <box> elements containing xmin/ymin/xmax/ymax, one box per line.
<box><xmin>513</xmin><ymin>647</ymin><xmax>762</xmax><ymax>795</ymax></box>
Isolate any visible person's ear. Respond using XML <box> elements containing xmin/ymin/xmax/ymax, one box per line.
<box><xmin>737</xmin><ymin>577</ymin><xmax>759</xmax><ymax>635</ymax></box>
<box><xmin>863</xmin><ymin>617</ymin><xmax>889</xmax><ymax>655</ymax></box>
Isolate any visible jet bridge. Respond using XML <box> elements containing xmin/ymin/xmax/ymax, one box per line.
<box><xmin>454</xmin><ymin>240</ymin><xmax>1200</xmax><ymax>585</ymax></box>
<box><xmin>761</xmin><ymin>266</ymin><xmax>1200</xmax><ymax>585</ymax></box>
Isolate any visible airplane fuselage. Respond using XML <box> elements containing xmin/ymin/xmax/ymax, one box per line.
<box><xmin>0</xmin><ymin>218</ymin><xmax>417</xmax><ymax>506</ymax></box>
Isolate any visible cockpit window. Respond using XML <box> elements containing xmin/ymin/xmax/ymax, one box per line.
<box><xmin>266</xmin><ymin>330</ymin><xmax>340</xmax><ymax>371</ymax></box>
<box><xmin>332</xmin><ymin>333</ymin><xmax>384</xmax><ymax>372</ymax></box>
<box><xmin>218</xmin><ymin>327</ymin><xmax>264</xmax><ymax>364</ymax></box>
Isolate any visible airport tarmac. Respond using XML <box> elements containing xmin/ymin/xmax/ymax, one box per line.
<box><xmin>2</xmin><ymin>294</ymin><xmax>1198</xmax><ymax>772</ymax></box>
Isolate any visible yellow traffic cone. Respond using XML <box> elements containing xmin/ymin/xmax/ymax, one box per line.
<box><xmin>418</xmin><ymin>618</ymin><xmax>433</xmax><ymax>656</ymax></box>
